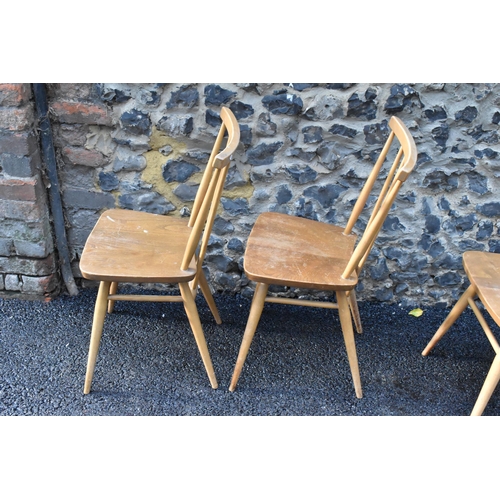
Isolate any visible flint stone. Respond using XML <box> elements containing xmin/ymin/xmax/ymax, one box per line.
<box><xmin>173</xmin><ymin>183</ymin><xmax>198</xmax><ymax>201</ymax></box>
<box><xmin>99</xmin><ymin>172</ymin><xmax>119</xmax><ymax>191</ymax></box>
<box><xmin>285</xmin><ymin>165</ymin><xmax>317</xmax><ymax>184</ymax></box>
<box><xmin>477</xmin><ymin>202</ymin><xmax>500</xmax><ymax>217</ymax></box>
<box><xmin>262</xmin><ymin>93</ymin><xmax>303</xmax><ymax>115</ymax></box>
<box><xmin>167</xmin><ymin>85</ymin><xmax>199</xmax><ymax>109</ymax></box>
<box><xmin>119</xmin><ymin>192</ymin><xmax>175</xmax><ymax>214</ymax></box>
<box><xmin>256</xmin><ymin>113</ymin><xmax>277</xmax><ymax>137</ymax></box>
<box><xmin>347</xmin><ymin>89</ymin><xmax>377</xmax><ymax>120</ymax></box>
<box><xmin>221</xmin><ymin>197</ymin><xmax>249</xmax><ymax>216</ymax></box>
<box><xmin>304</xmin><ymin>94</ymin><xmax>343</xmax><ymax>121</ymax></box>
<box><xmin>120</xmin><ymin>109</ymin><xmax>151</xmax><ymax>136</ymax></box>
<box><xmin>162</xmin><ymin>160</ymin><xmax>199</xmax><ymax>183</ymax></box>
<box><xmin>303</xmin><ymin>184</ymin><xmax>348</xmax><ymax>208</ymax></box>
<box><xmin>229</xmin><ymin>101</ymin><xmax>254</xmax><ymax>120</ymax></box>
<box><xmin>204</xmin><ymin>85</ymin><xmax>236</xmax><ymax>105</ymax></box>
<box><xmin>157</xmin><ymin>115</ymin><xmax>193</xmax><ymax>136</ymax></box>
<box><xmin>246</xmin><ymin>142</ymin><xmax>283</xmax><ymax>166</ymax></box>
<box><xmin>424</xmin><ymin>106</ymin><xmax>447</xmax><ymax>121</ymax></box>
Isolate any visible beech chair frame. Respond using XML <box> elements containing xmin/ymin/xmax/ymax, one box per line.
<box><xmin>80</xmin><ymin>106</ymin><xmax>240</xmax><ymax>394</ymax></box>
<box><xmin>422</xmin><ymin>250</ymin><xmax>500</xmax><ymax>416</ymax></box>
<box><xmin>229</xmin><ymin>116</ymin><xmax>418</xmax><ymax>397</ymax></box>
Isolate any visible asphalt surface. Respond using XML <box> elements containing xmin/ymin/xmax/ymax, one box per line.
<box><xmin>1</xmin><ymin>285</ymin><xmax>499</xmax><ymax>416</ymax></box>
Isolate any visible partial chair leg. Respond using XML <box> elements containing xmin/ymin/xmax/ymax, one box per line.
<box><xmin>107</xmin><ymin>281</ymin><xmax>118</xmax><ymax>313</ymax></box>
<box><xmin>197</xmin><ymin>270</ymin><xmax>222</xmax><ymax>325</ymax></box>
<box><xmin>422</xmin><ymin>285</ymin><xmax>476</xmax><ymax>356</ymax></box>
<box><xmin>179</xmin><ymin>281</ymin><xmax>218</xmax><ymax>389</ymax></box>
<box><xmin>337</xmin><ymin>290</ymin><xmax>363</xmax><ymax>398</ymax></box>
<box><xmin>84</xmin><ymin>280</ymin><xmax>111</xmax><ymax>394</ymax></box>
<box><xmin>229</xmin><ymin>282</ymin><xmax>269</xmax><ymax>392</ymax></box>
<box><xmin>348</xmin><ymin>289</ymin><xmax>363</xmax><ymax>334</ymax></box>
<box><xmin>471</xmin><ymin>354</ymin><xmax>500</xmax><ymax>416</ymax></box>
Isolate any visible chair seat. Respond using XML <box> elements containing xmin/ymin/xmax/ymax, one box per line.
<box><xmin>80</xmin><ymin>208</ymin><xmax>196</xmax><ymax>283</ymax></box>
<box><xmin>464</xmin><ymin>251</ymin><xmax>500</xmax><ymax>325</ymax></box>
<box><xmin>243</xmin><ymin>212</ymin><xmax>358</xmax><ymax>291</ymax></box>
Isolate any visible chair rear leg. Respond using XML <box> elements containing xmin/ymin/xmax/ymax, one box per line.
<box><xmin>84</xmin><ymin>280</ymin><xmax>111</xmax><ymax>394</ymax></box>
<box><xmin>422</xmin><ymin>285</ymin><xmax>476</xmax><ymax>356</ymax></box>
<box><xmin>229</xmin><ymin>282</ymin><xmax>269</xmax><ymax>392</ymax></box>
<box><xmin>197</xmin><ymin>270</ymin><xmax>222</xmax><ymax>324</ymax></box>
<box><xmin>348</xmin><ymin>289</ymin><xmax>363</xmax><ymax>334</ymax></box>
<box><xmin>337</xmin><ymin>291</ymin><xmax>363</xmax><ymax>398</ymax></box>
<box><xmin>471</xmin><ymin>354</ymin><xmax>500</xmax><ymax>416</ymax></box>
<box><xmin>179</xmin><ymin>281</ymin><xmax>218</xmax><ymax>389</ymax></box>
<box><xmin>107</xmin><ymin>281</ymin><xmax>118</xmax><ymax>313</ymax></box>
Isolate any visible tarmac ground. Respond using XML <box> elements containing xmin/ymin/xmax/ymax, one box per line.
<box><xmin>1</xmin><ymin>285</ymin><xmax>499</xmax><ymax>417</ymax></box>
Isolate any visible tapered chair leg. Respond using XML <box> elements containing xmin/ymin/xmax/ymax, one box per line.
<box><xmin>197</xmin><ymin>270</ymin><xmax>222</xmax><ymax>324</ymax></box>
<box><xmin>337</xmin><ymin>290</ymin><xmax>363</xmax><ymax>398</ymax></box>
<box><xmin>229</xmin><ymin>282</ymin><xmax>269</xmax><ymax>392</ymax></box>
<box><xmin>84</xmin><ymin>280</ymin><xmax>111</xmax><ymax>394</ymax></box>
<box><xmin>107</xmin><ymin>281</ymin><xmax>118</xmax><ymax>313</ymax></box>
<box><xmin>422</xmin><ymin>285</ymin><xmax>477</xmax><ymax>356</ymax></box>
<box><xmin>348</xmin><ymin>289</ymin><xmax>363</xmax><ymax>334</ymax></box>
<box><xmin>471</xmin><ymin>354</ymin><xmax>500</xmax><ymax>416</ymax></box>
<box><xmin>179</xmin><ymin>281</ymin><xmax>218</xmax><ymax>389</ymax></box>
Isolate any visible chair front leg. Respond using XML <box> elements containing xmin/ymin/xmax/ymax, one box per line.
<box><xmin>422</xmin><ymin>285</ymin><xmax>476</xmax><ymax>356</ymax></box>
<box><xmin>337</xmin><ymin>290</ymin><xmax>363</xmax><ymax>398</ymax></box>
<box><xmin>179</xmin><ymin>281</ymin><xmax>218</xmax><ymax>389</ymax></box>
<box><xmin>347</xmin><ymin>289</ymin><xmax>363</xmax><ymax>334</ymax></box>
<box><xmin>229</xmin><ymin>282</ymin><xmax>269</xmax><ymax>392</ymax></box>
<box><xmin>197</xmin><ymin>269</ymin><xmax>222</xmax><ymax>325</ymax></box>
<box><xmin>471</xmin><ymin>354</ymin><xmax>500</xmax><ymax>416</ymax></box>
<box><xmin>84</xmin><ymin>280</ymin><xmax>111</xmax><ymax>394</ymax></box>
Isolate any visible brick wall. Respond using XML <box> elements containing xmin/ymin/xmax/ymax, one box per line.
<box><xmin>0</xmin><ymin>84</ymin><xmax>59</xmax><ymax>298</ymax></box>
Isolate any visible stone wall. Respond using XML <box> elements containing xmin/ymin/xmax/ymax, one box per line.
<box><xmin>1</xmin><ymin>83</ymin><xmax>500</xmax><ymax>306</ymax></box>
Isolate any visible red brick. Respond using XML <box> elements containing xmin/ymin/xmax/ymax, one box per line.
<box><xmin>0</xmin><ymin>84</ymin><xmax>31</xmax><ymax>106</ymax></box>
<box><xmin>49</xmin><ymin>84</ymin><xmax>94</xmax><ymax>100</ymax></box>
<box><xmin>62</xmin><ymin>146</ymin><xmax>108</xmax><ymax>167</ymax></box>
<box><xmin>50</xmin><ymin>101</ymin><xmax>114</xmax><ymax>126</ymax></box>
<box><xmin>0</xmin><ymin>131</ymin><xmax>38</xmax><ymax>156</ymax></box>
<box><xmin>54</xmin><ymin>123</ymin><xmax>88</xmax><ymax>147</ymax></box>
<box><xmin>21</xmin><ymin>274</ymin><xmax>59</xmax><ymax>294</ymax></box>
<box><xmin>0</xmin><ymin>178</ymin><xmax>39</xmax><ymax>201</ymax></box>
<box><xmin>0</xmin><ymin>107</ymin><xmax>35</xmax><ymax>131</ymax></box>
<box><xmin>0</xmin><ymin>199</ymin><xmax>45</xmax><ymax>221</ymax></box>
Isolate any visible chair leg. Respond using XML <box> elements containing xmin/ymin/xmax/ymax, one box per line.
<box><xmin>197</xmin><ymin>270</ymin><xmax>222</xmax><ymax>325</ymax></box>
<box><xmin>229</xmin><ymin>282</ymin><xmax>269</xmax><ymax>392</ymax></box>
<box><xmin>348</xmin><ymin>289</ymin><xmax>363</xmax><ymax>334</ymax></box>
<box><xmin>84</xmin><ymin>280</ymin><xmax>111</xmax><ymax>394</ymax></box>
<box><xmin>179</xmin><ymin>281</ymin><xmax>218</xmax><ymax>389</ymax></box>
<box><xmin>107</xmin><ymin>281</ymin><xmax>118</xmax><ymax>313</ymax></box>
<box><xmin>422</xmin><ymin>285</ymin><xmax>476</xmax><ymax>356</ymax></box>
<box><xmin>337</xmin><ymin>290</ymin><xmax>363</xmax><ymax>398</ymax></box>
<box><xmin>471</xmin><ymin>354</ymin><xmax>500</xmax><ymax>416</ymax></box>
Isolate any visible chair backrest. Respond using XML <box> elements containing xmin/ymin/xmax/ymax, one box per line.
<box><xmin>181</xmin><ymin>106</ymin><xmax>240</xmax><ymax>273</ymax></box>
<box><xmin>341</xmin><ymin>116</ymin><xmax>418</xmax><ymax>280</ymax></box>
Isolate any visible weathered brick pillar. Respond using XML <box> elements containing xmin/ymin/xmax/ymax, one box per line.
<box><xmin>0</xmin><ymin>84</ymin><xmax>60</xmax><ymax>298</ymax></box>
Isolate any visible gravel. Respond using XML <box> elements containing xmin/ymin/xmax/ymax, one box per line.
<box><xmin>1</xmin><ymin>286</ymin><xmax>498</xmax><ymax>416</ymax></box>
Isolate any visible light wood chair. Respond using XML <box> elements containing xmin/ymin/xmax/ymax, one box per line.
<box><xmin>80</xmin><ymin>106</ymin><xmax>240</xmax><ymax>393</ymax></box>
<box><xmin>422</xmin><ymin>251</ymin><xmax>500</xmax><ymax>416</ymax></box>
<box><xmin>229</xmin><ymin>116</ymin><xmax>418</xmax><ymax>397</ymax></box>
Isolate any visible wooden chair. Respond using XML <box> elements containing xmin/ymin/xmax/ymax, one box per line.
<box><xmin>80</xmin><ymin>106</ymin><xmax>240</xmax><ymax>393</ymax></box>
<box><xmin>229</xmin><ymin>116</ymin><xmax>418</xmax><ymax>397</ymax></box>
<box><xmin>422</xmin><ymin>251</ymin><xmax>500</xmax><ymax>416</ymax></box>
